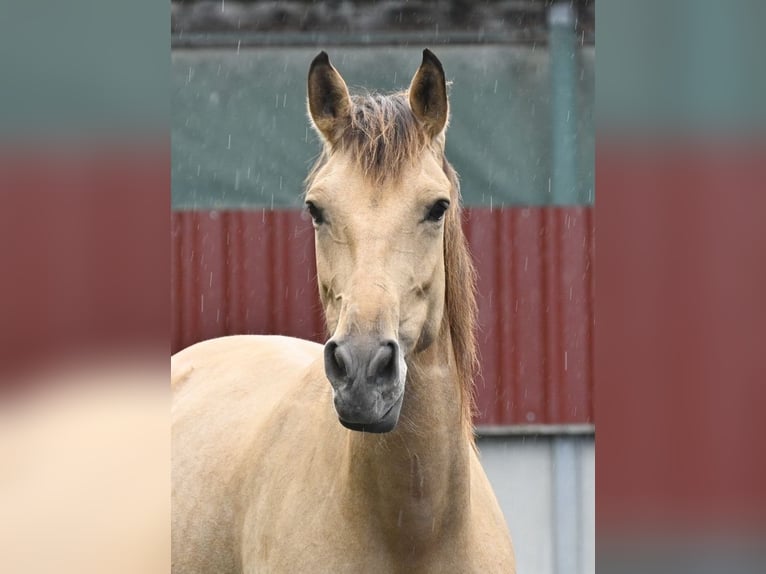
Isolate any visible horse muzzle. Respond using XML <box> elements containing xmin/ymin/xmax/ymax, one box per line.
<box><xmin>323</xmin><ymin>337</ymin><xmax>406</xmax><ymax>433</ymax></box>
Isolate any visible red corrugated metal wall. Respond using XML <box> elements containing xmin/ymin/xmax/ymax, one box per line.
<box><xmin>171</xmin><ymin>206</ymin><xmax>594</xmax><ymax>426</ymax></box>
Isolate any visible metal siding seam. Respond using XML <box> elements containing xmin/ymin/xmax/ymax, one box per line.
<box><xmin>220</xmin><ymin>211</ymin><xmax>232</xmax><ymax>335</ymax></box>
<box><xmin>171</xmin><ymin>213</ymin><xmax>182</xmax><ymax>352</ymax></box>
<box><xmin>560</xmin><ymin>208</ymin><xmax>591</xmax><ymax>422</ymax></box>
<box><xmin>232</xmin><ymin>211</ymin><xmax>247</xmax><ymax>335</ymax></box>
<box><xmin>512</xmin><ymin>208</ymin><xmax>547</xmax><ymax>425</ymax></box>
<box><xmin>555</xmin><ymin>209</ymin><xmax>567</xmax><ymax>423</ymax></box>
<box><xmin>585</xmin><ymin>208</ymin><xmax>595</xmax><ymax>423</ymax></box>
<box><xmin>508</xmin><ymin>210</ymin><xmax>521</xmax><ymax>424</ymax></box>
<box><xmin>277</xmin><ymin>211</ymin><xmax>289</xmax><ymax>333</ymax></box>
<box><xmin>184</xmin><ymin>212</ymin><xmax>200</xmax><ymax>350</ymax></box>
<box><xmin>541</xmin><ymin>208</ymin><xmax>559</xmax><ymax>424</ymax></box>
<box><xmin>199</xmin><ymin>212</ymin><xmax>225</xmax><ymax>343</ymax></box>
<box><xmin>285</xmin><ymin>211</ymin><xmax>306</xmax><ymax>339</ymax></box>
<box><xmin>296</xmin><ymin>211</ymin><xmax>318</xmax><ymax>340</ymax></box>
<box><xmin>552</xmin><ymin>209</ymin><xmax>566</xmax><ymax>423</ymax></box>
<box><xmin>248</xmin><ymin>211</ymin><xmax>270</xmax><ymax>336</ymax></box>
<box><xmin>495</xmin><ymin>208</ymin><xmax>509</xmax><ymax>424</ymax></box>
<box><xmin>469</xmin><ymin>209</ymin><xmax>499</xmax><ymax>425</ymax></box>
<box><xmin>265</xmin><ymin>210</ymin><xmax>276</xmax><ymax>334</ymax></box>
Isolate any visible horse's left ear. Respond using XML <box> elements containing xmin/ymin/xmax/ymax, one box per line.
<box><xmin>408</xmin><ymin>49</ymin><xmax>449</xmax><ymax>138</ymax></box>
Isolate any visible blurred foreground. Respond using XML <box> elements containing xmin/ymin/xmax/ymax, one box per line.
<box><xmin>0</xmin><ymin>359</ymin><xmax>169</xmax><ymax>574</ymax></box>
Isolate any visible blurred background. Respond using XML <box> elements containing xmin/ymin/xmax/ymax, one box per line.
<box><xmin>2</xmin><ymin>1</ymin><xmax>763</xmax><ymax>573</ymax></box>
<box><xmin>171</xmin><ymin>1</ymin><xmax>594</xmax><ymax>573</ymax></box>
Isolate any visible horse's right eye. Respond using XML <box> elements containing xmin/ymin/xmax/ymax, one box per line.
<box><xmin>305</xmin><ymin>201</ymin><xmax>324</xmax><ymax>225</ymax></box>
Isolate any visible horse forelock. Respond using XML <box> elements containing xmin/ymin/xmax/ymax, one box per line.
<box><xmin>305</xmin><ymin>91</ymin><xmax>440</xmax><ymax>188</ymax></box>
<box><xmin>305</xmin><ymin>90</ymin><xmax>477</xmax><ymax>437</ymax></box>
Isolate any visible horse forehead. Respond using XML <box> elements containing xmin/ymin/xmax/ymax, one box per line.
<box><xmin>317</xmin><ymin>148</ymin><xmax>449</xmax><ymax>199</ymax></box>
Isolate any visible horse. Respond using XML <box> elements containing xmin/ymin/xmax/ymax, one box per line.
<box><xmin>171</xmin><ymin>49</ymin><xmax>516</xmax><ymax>573</ymax></box>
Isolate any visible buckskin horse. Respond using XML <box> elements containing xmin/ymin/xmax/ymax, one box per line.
<box><xmin>172</xmin><ymin>49</ymin><xmax>516</xmax><ymax>573</ymax></box>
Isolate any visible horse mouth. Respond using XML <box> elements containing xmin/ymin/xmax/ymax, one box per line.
<box><xmin>338</xmin><ymin>393</ymin><xmax>404</xmax><ymax>434</ymax></box>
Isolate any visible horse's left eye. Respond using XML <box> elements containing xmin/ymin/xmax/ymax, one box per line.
<box><xmin>425</xmin><ymin>200</ymin><xmax>450</xmax><ymax>222</ymax></box>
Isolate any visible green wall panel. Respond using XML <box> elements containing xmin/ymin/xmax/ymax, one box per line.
<box><xmin>172</xmin><ymin>45</ymin><xmax>593</xmax><ymax>209</ymax></box>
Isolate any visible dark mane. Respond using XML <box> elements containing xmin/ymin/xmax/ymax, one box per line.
<box><xmin>441</xmin><ymin>157</ymin><xmax>479</xmax><ymax>435</ymax></box>
<box><xmin>306</xmin><ymin>91</ymin><xmax>478</xmax><ymax>435</ymax></box>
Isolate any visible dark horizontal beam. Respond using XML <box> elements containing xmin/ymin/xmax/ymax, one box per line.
<box><xmin>170</xmin><ymin>0</ymin><xmax>595</xmax><ymax>48</ymax></box>
<box><xmin>171</xmin><ymin>29</ymin><xmax>595</xmax><ymax>49</ymax></box>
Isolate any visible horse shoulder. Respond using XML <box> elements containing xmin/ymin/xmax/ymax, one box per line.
<box><xmin>172</xmin><ymin>334</ymin><xmax>320</xmax><ymax>379</ymax></box>
<box><xmin>171</xmin><ymin>334</ymin><xmax>325</xmax><ymax>574</ymax></box>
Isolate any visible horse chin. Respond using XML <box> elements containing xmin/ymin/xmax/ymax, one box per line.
<box><xmin>338</xmin><ymin>393</ymin><xmax>404</xmax><ymax>434</ymax></box>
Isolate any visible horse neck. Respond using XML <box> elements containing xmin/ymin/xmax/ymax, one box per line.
<box><xmin>341</xmin><ymin>323</ymin><xmax>473</xmax><ymax>544</ymax></box>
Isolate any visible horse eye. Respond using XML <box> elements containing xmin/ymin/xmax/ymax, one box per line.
<box><xmin>305</xmin><ymin>201</ymin><xmax>324</xmax><ymax>225</ymax></box>
<box><xmin>425</xmin><ymin>200</ymin><xmax>450</xmax><ymax>222</ymax></box>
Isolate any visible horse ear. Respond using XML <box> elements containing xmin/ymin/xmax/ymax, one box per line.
<box><xmin>307</xmin><ymin>51</ymin><xmax>352</xmax><ymax>145</ymax></box>
<box><xmin>408</xmin><ymin>49</ymin><xmax>448</xmax><ymax>138</ymax></box>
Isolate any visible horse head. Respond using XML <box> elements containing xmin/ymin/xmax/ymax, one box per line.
<box><xmin>305</xmin><ymin>50</ymin><xmax>459</xmax><ymax>433</ymax></box>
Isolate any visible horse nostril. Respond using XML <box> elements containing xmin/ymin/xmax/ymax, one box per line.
<box><xmin>368</xmin><ymin>340</ymin><xmax>398</xmax><ymax>382</ymax></box>
<box><xmin>334</xmin><ymin>347</ymin><xmax>346</xmax><ymax>375</ymax></box>
<box><xmin>324</xmin><ymin>340</ymin><xmax>349</xmax><ymax>383</ymax></box>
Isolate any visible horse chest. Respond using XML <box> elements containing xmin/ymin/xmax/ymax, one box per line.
<box><xmin>244</xmin><ymin>499</ymin><xmax>484</xmax><ymax>574</ymax></box>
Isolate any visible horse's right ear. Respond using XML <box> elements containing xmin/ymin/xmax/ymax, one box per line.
<box><xmin>307</xmin><ymin>52</ymin><xmax>352</xmax><ymax>145</ymax></box>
